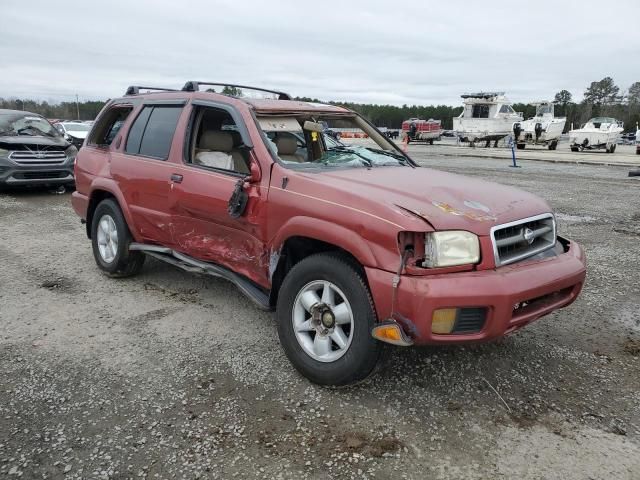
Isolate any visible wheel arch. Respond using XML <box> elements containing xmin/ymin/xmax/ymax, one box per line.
<box><xmin>268</xmin><ymin>218</ymin><xmax>379</xmax><ymax>308</ymax></box>
<box><xmin>85</xmin><ymin>181</ymin><xmax>136</xmax><ymax>240</ymax></box>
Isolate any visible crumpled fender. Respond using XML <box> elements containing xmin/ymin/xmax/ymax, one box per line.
<box><xmin>270</xmin><ymin>216</ymin><xmax>380</xmax><ymax>268</ymax></box>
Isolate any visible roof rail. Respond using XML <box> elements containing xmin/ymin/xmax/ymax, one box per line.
<box><xmin>182</xmin><ymin>81</ymin><xmax>292</xmax><ymax>100</ymax></box>
<box><xmin>125</xmin><ymin>86</ymin><xmax>178</xmax><ymax>96</ymax></box>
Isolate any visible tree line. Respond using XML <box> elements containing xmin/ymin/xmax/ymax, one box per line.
<box><xmin>2</xmin><ymin>77</ymin><xmax>639</xmax><ymax>132</ymax></box>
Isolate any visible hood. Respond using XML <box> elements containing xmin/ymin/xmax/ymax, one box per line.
<box><xmin>0</xmin><ymin>134</ymin><xmax>70</xmax><ymax>149</ymax></box>
<box><xmin>300</xmin><ymin>166</ymin><xmax>551</xmax><ymax>235</ymax></box>
<box><xmin>65</xmin><ymin>130</ymin><xmax>88</xmax><ymax>139</ymax></box>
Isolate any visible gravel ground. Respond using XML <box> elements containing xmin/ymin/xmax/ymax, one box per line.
<box><xmin>1</xmin><ymin>153</ymin><xmax>639</xmax><ymax>479</ymax></box>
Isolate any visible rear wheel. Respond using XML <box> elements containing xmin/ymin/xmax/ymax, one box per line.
<box><xmin>517</xmin><ymin>143</ymin><xmax>526</xmax><ymax>150</ymax></box>
<box><xmin>571</xmin><ymin>146</ymin><xmax>580</xmax><ymax>152</ymax></box>
<box><xmin>91</xmin><ymin>199</ymin><xmax>145</xmax><ymax>277</ymax></box>
<box><xmin>548</xmin><ymin>140</ymin><xmax>558</xmax><ymax>150</ymax></box>
<box><xmin>276</xmin><ymin>253</ymin><xmax>382</xmax><ymax>386</ymax></box>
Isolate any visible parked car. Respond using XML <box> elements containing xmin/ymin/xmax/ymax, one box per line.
<box><xmin>54</xmin><ymin>122</ymin><xmax>91</xmax><ymax>149</ymax></box>
<box><xmin>72</xmin><ymin>82</ymin><xmax>587</xmax><ymax>386</ymax></box>
<box><xmin>0</xmin><ymin>109</ymin><xmax>77</xmax><ymax>188</ymax></box>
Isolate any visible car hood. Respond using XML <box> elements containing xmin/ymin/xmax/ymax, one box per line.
<box><xmin>66</xmin><ymin>130</ymin><xmax>88</xmax><ymax>139</ymax></box>
<box><xmin>300</xmin><ymin>166</ymin><xmax>552</xmax><ymax>235</ymax></box>
<box><xmin>0</xmin><ymin>135</ymin><xmax>70</xmax><ymax>148</ymax></box>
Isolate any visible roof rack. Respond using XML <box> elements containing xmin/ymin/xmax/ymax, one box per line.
<box><xmin>182</xmin><ymin>81</ymin><xmax>292</xmax><ymax>100</ymax></box>
<box><xmin>125</xmin><ymin>86</ymin><xmax>178</xmax><ymax>96</ymax></box>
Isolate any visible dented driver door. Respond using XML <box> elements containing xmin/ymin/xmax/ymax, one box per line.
<box><xmin>167</xmin><ymin>101</ymin><xmax>270</xmax><ymax>288</ymax></box>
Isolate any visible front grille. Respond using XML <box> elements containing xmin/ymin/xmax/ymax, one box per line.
<box><xmin>452</xmin><ymin>307</ymin><xmax>487</xmax><ymax>334</ymax></box>
<box><xmin>491</xmin><ymin>214</ymin><xmax>556</xmax><ymax>266</ymax></box>
<box><xmin>13</xmin><ymin>171</ymin><xmax>70</xmax><ymax>180</ymax></box>
<box><xmin>9</xmin><ymin>150</ymin><xmax>67</xmax><ymax>165</ymax></box>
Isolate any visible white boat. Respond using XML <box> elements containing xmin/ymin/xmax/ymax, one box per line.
<box><xmin>453</xmin><ymin>92</ymin><xmax>523</xmax><ymax>146</ymax></box>
<box><xmin>569</xmin><ymin>117</ymin><xmax>623</xmax><ymax>153</ymax></box>
<box><xmin>513</xmin><ymin>102</ymin><xmax>565</xmax><ymax>150</ymax></box>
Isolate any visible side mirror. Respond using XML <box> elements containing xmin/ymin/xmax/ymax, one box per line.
<box><xmin>248</xmin><ymin>161</ymin><xmax>261</xmax><ymax>183</ymax></box>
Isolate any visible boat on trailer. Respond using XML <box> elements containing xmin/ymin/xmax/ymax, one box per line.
<box><xmin>401</xmin><ymin>118</ymin><xmax>442</xmax><ymax>144</ymax></box>
<box><xmin>453</xmin><ymin>92</ymin><xmax>523</xmax><ymax>147</ymax></box>
<box><xmin>513</xmin><ymin>101</ymin><xmax>565</xmax><ymax>150</ymax></box>
<box><xmin>569</xmin><ymin>117</ymin><xmax>623</xmax><ymax>153</ymax></box>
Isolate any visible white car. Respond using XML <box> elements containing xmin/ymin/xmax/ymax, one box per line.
<box><xmin>54</xmin><ymin>122</ymin><xmax>91</xmax><ymax>149</ymax></box>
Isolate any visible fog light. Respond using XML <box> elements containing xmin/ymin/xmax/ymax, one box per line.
<box><xmin>371</xmin><ymin>320</ymin><xmax>413</xmax><ymax>346</ymax></box>
<box><xmin>432</xmin><ymin>308</ymin><xmax>458</xmax><ymax>334</ymax></box>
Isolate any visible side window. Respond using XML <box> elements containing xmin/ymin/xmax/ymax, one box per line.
<box><xmin>472</xmin><ymin>104</ymin><xmax>490</xmax><ymax>118</ymax></box>
<box><xmin>187</xmin><ymin>106</ymin><xmax>250</xmax><ymax>174</ymax></box>
<box><xmin>125</xmin><ymin>105</ymin><xmax>182</xmax><ymax>160</ymax></box>
<box><xmin>88</xmin><ymin>106</ymin><xmax>133</xmax><ymax>146</ymax></box>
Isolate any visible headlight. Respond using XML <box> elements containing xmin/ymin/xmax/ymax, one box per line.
<box><xmin>65</xmin><ymin>145</ymin><xmax>78</xmax><ymax>161</ymax></box>
<box><xmin>423</xmin><ymin>231</ymin><xmax>480</xmax><ymax>268</ymax></box>
<box><xmin>0</xmin><ymin>148</ymin><xmax>8</xmax><ymax>157</ymax></box>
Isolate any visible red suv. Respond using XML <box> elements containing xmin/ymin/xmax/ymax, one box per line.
<box><xmin>72</xmin><ymin>82</ymin><xmax>586</xmax><ymax>385</ymax></box>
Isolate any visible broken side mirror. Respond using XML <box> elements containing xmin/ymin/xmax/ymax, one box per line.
<box><xmin>228</xmin><ymin>158</ymin><xmax>260</xmax><ymax>219</ymax></box>
<box><xmin>248</xmin><ymin>160</ymin><xmax>261</xmax><ymax>183</ymax></box>
<box><xmin>228</xmin><ymin>179</ymin><xmax>248</xmax><ymax>219</ymax></box>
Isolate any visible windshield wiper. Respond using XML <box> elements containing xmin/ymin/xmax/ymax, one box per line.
<box><xmin>326</xmin><ymin>146</ymin><xmax>372</xmax><ymax>168</ymax></box>
<box><xmin>364</xmin><ymin>147</ymin><xmax>416</xmax><ymax>168</ymax></box>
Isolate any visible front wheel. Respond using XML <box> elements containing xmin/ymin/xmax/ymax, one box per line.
<box><xmin>276</xmin><ymin>253</ymin><xmax>382</xmax><ymax>386</ymax></box>
<box><xmin>91</xmin><ymin>199</ymin><xmax>145</xmax><ymax>277</ymax></box>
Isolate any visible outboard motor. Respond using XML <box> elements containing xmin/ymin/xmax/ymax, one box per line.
<box><xmin>513</xmin><ymin>122</ymin><xmax>522</xmax><ymax>140</ymax></box>
<box><xmin>534</xmin><ymin>122</ymin><xmax>543</xmax><ymax>140</ymax></box>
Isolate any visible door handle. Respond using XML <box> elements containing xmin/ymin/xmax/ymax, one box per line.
<box><xmin>170</xmin><ymin>173</ymin><xmax>183</xmax><ymax>183</ymax></box>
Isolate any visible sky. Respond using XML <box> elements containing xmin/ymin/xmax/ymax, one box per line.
<box><xmin>1</xmin><ymin>0</ymin><xmax>639</xmax><ymax>106</ymax></box>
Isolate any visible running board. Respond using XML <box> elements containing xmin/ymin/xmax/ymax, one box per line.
<box><xmin>130</xmin><ymin>243</ymin><xmax>271</xmax><ymax>311</ymax></box>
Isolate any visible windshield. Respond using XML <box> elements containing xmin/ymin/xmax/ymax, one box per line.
<box><xmin>0</xmin><ymin>113</ymin><xmax>60</xmax><ymax>137</ymax></box>
<box><xmin>61</xmin><ymin>123</ymin><xmax>91</xmax><ymax>132</ymax></box>
<box><xmin>536</xmin><ymin>104</ymin><xmax>553</xmax><ymax>116</ymax></box>
<box><xmin>257</xmin><ymin>114</ymin><xmax>412</xmax><ymax>170</ymax></box>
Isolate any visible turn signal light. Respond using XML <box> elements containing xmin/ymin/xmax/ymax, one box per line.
<box><xmin>432</xmin><ymin>308</ymin><xmax>458</xmax><ymax>334</ymax></box>
<box><xmin>371</xmin><ymin>321</ymin><xmax>413</xmax><ymax>346</ymax></box>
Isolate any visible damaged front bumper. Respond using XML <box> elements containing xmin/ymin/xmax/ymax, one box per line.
<box><xmin>366</xmin><ymin>237</ymin><xmax>586</xmax><ymax>345</ymax></box>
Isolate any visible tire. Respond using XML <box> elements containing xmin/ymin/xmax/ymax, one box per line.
<box><xmin>611</xmin><ymin>144</ymin><xmax>616</xmax><ymax>153</ymax></box>
<box><xmin>276</xmin><ymin>253</ymin><xmax>382</xmax><ymax>386</ymax></box>
<box><xmin>548</xmin><ymin>141</ymin><xmax>558</xmax><ymax>151</ymax></box>
<box><xmin>516</xmin><ymin>143</ymin><xmax>526</xmax><ymax>150</ymax></box>
<box><xmin>571</xmin><ymin>146</ymin><xmax>580</xmax><ymax>152</ymax></box>
<box><xmin>91</xmin><ymin>198</ymin><xmax>145</xmax><ymax>277</ymax></box>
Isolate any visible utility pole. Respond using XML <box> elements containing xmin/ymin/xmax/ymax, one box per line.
<box><xmin>76</xmin><ymin>94</ymin><xmax>80</xmax><ymax>120</ymax></box>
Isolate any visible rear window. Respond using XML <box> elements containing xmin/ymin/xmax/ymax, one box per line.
<box><xmin>88</xmin><ymin>106</ymin><xmax>133</xmax><ymax>146</ymax></box>
<box><xmin>125</xmin><ymin>105</ymin><xmax>182</xmax><ymax>159</ymax></box>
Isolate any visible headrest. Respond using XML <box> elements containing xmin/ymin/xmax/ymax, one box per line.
<box><xmin>275</xmin><ymin>136</ymin><xmax>298</xmax><ymax>156</ymax></box>
<box><xmin>200</xmin><ymin>131</ymin><xmax>233</xmax><ymax>152</ymax></box>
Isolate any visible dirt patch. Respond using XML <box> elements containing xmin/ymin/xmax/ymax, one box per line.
<box><xmin>39</xmin><ymin>276</ymin><xmax>77</xmax><ymax>293</ymax></box>
<box><xmin>623</xmin><ymin>338</ymin><xmax>640</xmax><ymax>356</ymax></box>
<box><xmin>341</xmin><ymin>431</ymin><xmax>404</xmax><ymax>457</ymax></box>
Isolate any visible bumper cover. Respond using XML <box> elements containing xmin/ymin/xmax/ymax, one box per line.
<box><xmin>366</xmin><ymin>238</ymin><xmax>586</xmax><ymax>345</ymax></box>
<box><xmin>0</xmin><ymin>162</ymin><xmax>74</xmax><ymax>186</ymax></box>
